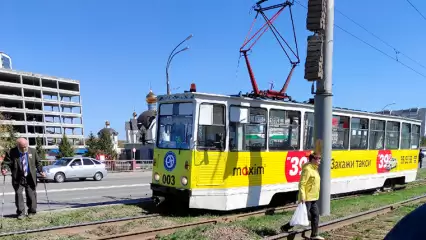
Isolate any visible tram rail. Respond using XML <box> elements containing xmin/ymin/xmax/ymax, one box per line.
<box><xmin>0</xmin><ymin>179</ymin><xmax>424</xmax><ymax>239</ymax></box>
<box><xmin>265</xmin><ymin>194</ymin><xmax>426</xmax><ymax>240</ymax></box>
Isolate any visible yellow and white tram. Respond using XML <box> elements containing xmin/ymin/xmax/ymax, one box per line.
<box><xmin>151</xmin><ymin>91</ymin><xmax>421</xmax><ymax>211</ymax></box>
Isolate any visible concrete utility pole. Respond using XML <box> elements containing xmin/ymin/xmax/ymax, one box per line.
<box><xmin>317</xmin><ymin>0</ymin><xmax>334</xmax><ymax>216</ymax></box>
<box><xmin>304</xmin><ymin>0</ymin><xmax>334</xmax><ymax>216</ymax></box>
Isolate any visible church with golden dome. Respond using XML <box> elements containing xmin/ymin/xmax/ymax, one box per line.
<box><xmin>122</xmin><ymin>89</ymin><xmax>158</xmax><ymax>160</ymax></box>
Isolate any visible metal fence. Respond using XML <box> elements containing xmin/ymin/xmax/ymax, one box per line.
<box><xmin>40</xmin><ymin>159</ymin><xmax>153</xmax><ymax>172</ymax></box>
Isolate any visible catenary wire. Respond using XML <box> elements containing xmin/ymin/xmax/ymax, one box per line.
<box><xmin>294</xmin><ymin>0</ymin><xmax>426</xmax><ymax>79</ymax></box>
<box><xmin>405</xmin><ymin>0</ymin><xmax>426</xmax><ymax>22</ymax></box>
<box><xmin>333</xmin><ymin>3</ymin><xmax>426</xmax><ymax>70</ymax></box>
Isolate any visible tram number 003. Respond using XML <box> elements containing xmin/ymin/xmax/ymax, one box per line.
<box><xmin>162</xmin><ymin>175</ymin><xmax>175</xmax><ymax>185</ymax></box>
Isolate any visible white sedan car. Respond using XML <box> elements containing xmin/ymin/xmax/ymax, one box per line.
<box><xmin>38</xmin><ymin>157</ymin><xmax>108</xmax><ymax>183</ymax></box>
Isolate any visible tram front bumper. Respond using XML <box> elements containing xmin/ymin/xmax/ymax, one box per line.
<box><xmin>150</xmin><ymin>183</ymin><xmax>191</xmax><ymax>202</ymax></box>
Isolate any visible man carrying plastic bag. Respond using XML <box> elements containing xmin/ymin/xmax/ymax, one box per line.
<box><xmin>280</xmin><ymin>152</ymin><xmax>324</xmax><ymax>240</ymax></box>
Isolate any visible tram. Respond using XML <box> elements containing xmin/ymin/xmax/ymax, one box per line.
<box><xmin>150</xmin><ymin>90</ymin><xmax>421</xmax><ymax>211</ymax></box>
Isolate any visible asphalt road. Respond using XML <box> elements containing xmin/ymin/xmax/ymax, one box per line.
<box><xmin>0</xmin><ymin>171</ymin><xmax>153</xmax><ymax>216</ymax></box>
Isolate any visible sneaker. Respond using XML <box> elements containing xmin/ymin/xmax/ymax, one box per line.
<box><xmin>28</xmin><ymin>212</ymin><xmax>36</xmax><ymax>219</ymax></box>
<box><xmin>311</xmin><ymin>235</ymin><xmax>325</xmax><ymax>240</ymax></box>
<box><xmin>17</xmin><ymin>214</ymin><xmax>25</xmax><ymax>220</ymax></box>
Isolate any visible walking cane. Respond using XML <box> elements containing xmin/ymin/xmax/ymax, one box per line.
<box><xmin>1</xmin><ymin>175</ymin><xmax>6</xmax><ymax>229</ymax></box>
<box><xmin>42</xmin><ymin>177</ymin><xmax>53</xmax><ymax>223</ymax></box>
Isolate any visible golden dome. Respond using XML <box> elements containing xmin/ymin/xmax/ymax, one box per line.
<box><xmin>146</xmin><ymin>90</ymin><xmax>157</xmax><ymax>104</ymax></box>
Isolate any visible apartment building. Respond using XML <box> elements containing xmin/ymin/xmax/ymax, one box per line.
<box><xmin>0</xmin><ymin>68</ymin><xmax>85</xmax><ymax>150</ymax></box>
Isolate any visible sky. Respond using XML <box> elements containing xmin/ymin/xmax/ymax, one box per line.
<box><xmin>2</xmin><ymin>0</ymin><xmax>426</xmax><ymax>140</ymax></box>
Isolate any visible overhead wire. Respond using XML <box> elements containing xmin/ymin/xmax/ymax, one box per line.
<box><xmin>293</xmin><ymin>0</ymin><xmax>426</xmax><ymax>79</ymax></box>
<box><xmin>333</xmin><ymin>4</ymin><xmax>426</xmax><ymax>71</ymax></box>
<box><xmin>405</xmin><ymin>0</ymin><xmax>426</xmax><ymax>22</ymax></box>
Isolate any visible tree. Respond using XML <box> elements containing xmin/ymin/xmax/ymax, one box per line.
<box><xmin>4</xmin><ymin>124</ymin><xmax>17</xmax><ymax>152</ymax></box>
<box><xmin>0</xmin><ymin>113</ymin><xmax>17</xmax><ymax>157</ymax></box>
<box><xmin>85</xmin><ymin>132</ymin><xmax>98</xmax><ymax>158</ymax></box>
<box><xmin>98</xmin><ymin>130</ymin><xmax>116</xmax><ymax>160</ymax></box>
<box><xmin>36</xmin><ymin>136</ymin><xmax>46</xmax><ymax>159</ymax></box>
<box><xmin>57</xmin><ymin>134</ymin><xmax>74</xmax><ymax>159</ymax></box>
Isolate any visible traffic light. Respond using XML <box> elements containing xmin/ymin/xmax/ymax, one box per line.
<box><xmin>304</xmin><ymin>35</ymin><xmax>324</xmax><ymax>81</ymax></box>
<box><xmin>306</xmin><ymin>0</ymin><xmax>327</xmax><ymax>32</ymax></box>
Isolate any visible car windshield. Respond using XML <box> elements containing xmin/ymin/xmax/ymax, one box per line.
<box><xmin>157</xmin><ymin>102</ymin><xmax>193</xmax><ymax>150</ymax></box>
<box><xmin>53</xmin><ymin>158</ymin><xmax>73</xmax><ymax>166</ymax></box>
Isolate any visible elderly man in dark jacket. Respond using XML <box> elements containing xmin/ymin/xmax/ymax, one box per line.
<box><xmin>1</xmin><ymin>138</ymin><xmax>46</xmax><ymax>219</ymax></box>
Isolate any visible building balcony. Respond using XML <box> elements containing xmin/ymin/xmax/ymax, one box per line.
<box><xmin>0</xmin><ymin>106</ymin><xmax>25</xmax><ymax>113</ymax></box>
<box><xmin>62</xmin><ymin>123</ymin><xmax>84</xmax><ymax>128</ymax></box>
<box><xmin>25</xmin><ymin>109</ymin><xmax>44</xmax><ymax>114</ymax></box>
<box><xmin>60</xmin><ymin>101</ymin><xmax>81</xmax><ymax>106</ymax></box>
<box><xmin>43</xmin><ymin>122</ymin><xmax>62</xmax><ymax>127</ymax></box>
<box><xmin>23</xmin><ymin>96</ymin><xmax>42</xmax><ymax>103</ymax></box>
<box><xmin>0</xmin><ymin>119</ymin><xmax>27</xmax><ymax>125</ymax></box>
<box><xmin>0</xmin><ymin>93</ymin><xmax>23</xmax><ymax>101</ymax></box>
<box><xmin>61</xmin><ymin>112</ymin><xmax>82</xmax><ymax>117</ymax></box>
<box><xmin>43</xmin><ymin>98</ymin><xmax>59</xmax><ymax>104</ymax></box>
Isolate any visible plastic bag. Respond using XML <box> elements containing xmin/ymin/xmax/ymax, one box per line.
<box><xmin>289</xmin><ymin>203</ymin><xmax>310</xmax><ymax>227</ymax></box>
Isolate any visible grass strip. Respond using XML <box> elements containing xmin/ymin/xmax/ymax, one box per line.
<box><xmin>0</xmin><ymin>203</ymin><xmax>146</xmax><ymax>233</ymax></box>
<box><xmin>2</xmin><ymin>169</ymin><xmax>425</xmax><ymax>239</ymax></box>
<box><xmin>162</xmin><ymin>169</ymin><xmax>426</xmax><ymax>240</ymax></box>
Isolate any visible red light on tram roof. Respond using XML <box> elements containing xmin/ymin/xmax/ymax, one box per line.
<box><xmin>190</xmin><ymin>83</ymin><xmax>196</xmax><ymax>92</ymax></box>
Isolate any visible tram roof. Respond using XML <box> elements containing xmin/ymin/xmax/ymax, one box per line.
<box><xmin>157</xmin><ymin>92</ymin><xmax>422</xmax><ymax>124</ymax></box>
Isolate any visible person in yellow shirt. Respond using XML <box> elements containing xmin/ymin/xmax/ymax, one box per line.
<box><xmin>280</xmin><ymin>152</ymin><xmax>324</xmax><ymax>240</ymax></box>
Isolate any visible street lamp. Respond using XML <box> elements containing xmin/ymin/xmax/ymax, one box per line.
<box><xmin>166</xmin><ymin>34</ymin><xmax>193</xmax><ymax>95</ymax></box>
<box><xmin>381</xmin><ymin>102</ymin><xmax>396</xmax><ymax>111</ymax></box>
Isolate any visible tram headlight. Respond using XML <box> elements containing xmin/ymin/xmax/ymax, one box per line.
<box><xmin>154</xmin><ymin>173</ymin><xmax>160</xmax><ymax>181</ymax></box>
<box><xmin>181</xmin><ymin>176</ymin><xmax>188</xmax><ymax>186</ymax></box>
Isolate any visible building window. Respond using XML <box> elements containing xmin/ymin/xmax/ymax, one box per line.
<box><xmin>197</xmin><ymin>103</ymin><xmax>226</xmax><ymax>151</ymax></box>
<box><xmin>332</xmin><ymin>115</ymin><xmax>349</xmax><ymax>149</ymax></box>
<box><xmin>350</xmin><ymin>117</ymin><xmax>369</xmax><ymax>150</ymax></box>
<box><xmin>386</xmin><ymin>121</ymin><xmax>400</xmax><ymax>149</ymax></box>
<box><xmin>401</xmin><ymin>123</ymin><xmax>411</xmax><ymax>149</ymax></box>
<box><xmin>268</xmin><ymin>109</ymin><xmax>300</xmax><ymax>150</ymax></box>
<box><xmin>229</xmin><ymin>107</ymin><xmax>267</xmax><ymax>151</ymax></box>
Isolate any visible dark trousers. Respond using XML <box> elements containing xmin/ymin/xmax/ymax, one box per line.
<box><xmin>13</xmin><ymin>174</ymin><xmax>37</xmax><ymax>215</ymax></box>
<box><xmin>282</xmin><ymin>201</ymin><xmax>320</xmax><ymax>237</ymax></box>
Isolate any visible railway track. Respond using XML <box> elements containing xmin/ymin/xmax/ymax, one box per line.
<box><xmin>264</xmin><ymin>194</ymin><xmax>426</xmax><ymax>240</ymax></box>
<box><xmin>0</xmin><ymin>179</ymin><xmax>424</xmax><ymax>239</ymax></box>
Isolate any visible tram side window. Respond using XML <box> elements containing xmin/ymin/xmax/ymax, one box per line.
<box><xmin>401</xmin><ymin>123</ymin><xmax>411</xmax><ymax>149</ymax></box>
<box><xmin>369</xmin><ymin>119</ymin><xmax>385</xmax><ymax>150</ymax></box>
<box><xmin>303</xmin><ymin>112</ymin><xmax>315</xmax><ymax>150</ymax></box>
<box><xmin>386</xmin><ymin>121</ymin><xmax>400</xmax><ymax>149</ymax></box>
<box><xmin>411</xmin><ymin>124</ymin><xmax>421</xmax><ymax>149</ymax></box>
<box><xmin>350</xmin><ymin>117</ymin><xmax>369</xmax><ymax>149</ymax></box>
<box><xmin>229</xmin><ymin>106</ymin><xmax>267</xmax><ymax>151</ymax></box>
<box><xmin>197</xmin><ymin>103</ymin><xmax>226</xmax><ymax>151</ymax></box>
<box><xmin>332</xmin><ymin>115</ymin><xmax>349</xmax><ymax>149</ymax></box>
<box><xmin>269</xmin><ymin>109</ymin><xmax>300</xmax><ymax>151</ymax></box>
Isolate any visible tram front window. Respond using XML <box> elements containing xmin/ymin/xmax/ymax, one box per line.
<box><xmin>157</xmin><ymin>103</ymin><xmax>193</xmax><ymax>150</ymax></box>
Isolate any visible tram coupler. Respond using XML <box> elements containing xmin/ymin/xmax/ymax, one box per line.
<box><xmin>152</xmin><ymin>196</ymin><xmax>166</xmax><ymax>206</ymax></box>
